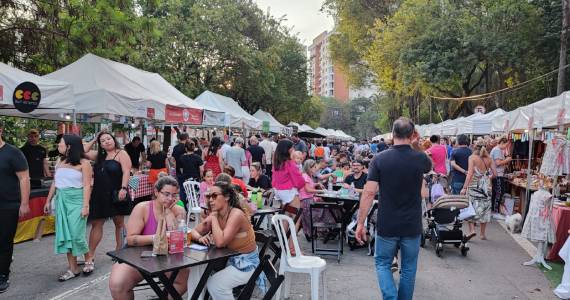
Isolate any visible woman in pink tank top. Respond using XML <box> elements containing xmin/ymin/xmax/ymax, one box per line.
<box><xmin>109</xmin><ymin>176</ymin><xmax>188</xmax><ymax>299</ymax></box>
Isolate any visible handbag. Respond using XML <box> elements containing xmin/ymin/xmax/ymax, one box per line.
<box><xmin>459</xmin><ymin>200</ymin><xmax>476</xmax><ymax>220</ymax></box>
<box><xmin>153</xmin><ymin>206</ymin><xmax>169</xmax><ymax>255</ymax></box>
<box><xmin>112</xmin><ymin>188</ymin><xmax>132</xmax><ymax>203</ymax></box>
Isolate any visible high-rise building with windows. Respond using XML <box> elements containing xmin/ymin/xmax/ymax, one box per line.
<box><xmin>308</xmin><ymin>31</ymin><xmax>349</xmax><ymax>102</ymax></box>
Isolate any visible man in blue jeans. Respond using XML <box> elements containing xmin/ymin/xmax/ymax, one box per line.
<box><xmin>356</xmin><ymin>117</ymin><xmax>431</xmax><ymax>300</ymax></box>
<box><xmin>449</xmin><ymin>134</ymin><xmax>472</xmax><ymax>195</ymax></box>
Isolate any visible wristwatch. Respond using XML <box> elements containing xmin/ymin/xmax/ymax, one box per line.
<box><xmin>121</xmin><ymin>186</ymin><xmax>128</xmax><ymax>191</ymax></box>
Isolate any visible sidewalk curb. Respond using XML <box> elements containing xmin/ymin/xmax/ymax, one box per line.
<box><xmin>495</xmin><ymin>219</ymin><xmax>537</xmax><ymax>258</ymax></box>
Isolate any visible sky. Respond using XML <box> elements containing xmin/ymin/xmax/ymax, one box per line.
<box><xmin>253</xmin><ymin>0</ymin><xmax>334</xmax><ymax>47</ymax></box>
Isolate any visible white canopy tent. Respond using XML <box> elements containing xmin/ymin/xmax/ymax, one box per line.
<box><xmin>45</xmin><ymin>53</ymin><xmax>201</xmax><ymax>122</ymax></box>
<box><xmin>0</xmin><ymin>63</ymin><xmax>74</xmax><ymax>120</ymax></box>
<box><xmin>253</xmin><ymin>109</ymin><xmax>286</xmax><ymax>133</ymax></box>
<box><xmin>441</xmin><ymin>117</ymin><xmax>465</xmax><ymax>136</ymax></box>
<box><xmin>194</xmin><ymin>91</ymin><xmax>261</xmax><ymax>129</ymax></box>
<box><xmin>457</xmin><ymin>109</ymin><xmax>506</xmax><ymax>135</ymax></box>
<box><xmin>334</xmin><ymin>129</ymin><xmax>353</xmax><ymax>141</ymax></box>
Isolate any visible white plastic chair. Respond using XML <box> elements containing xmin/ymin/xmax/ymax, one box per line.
<box><xmin>272</xmin><ymin>214</ymin><xmax>327</xmax><ymax>300</ymax></box>
<box><xmin>183</xmin><ymin>180</ymin><xmax>202</xmax><ymax>226</ymax></box>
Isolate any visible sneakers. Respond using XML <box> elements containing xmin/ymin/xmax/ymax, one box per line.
<box><xmin>0</xmin><ymin>274</ymin><xmax>9</xmax><ymax>293</ymax></box>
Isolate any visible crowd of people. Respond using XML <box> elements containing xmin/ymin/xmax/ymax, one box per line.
<box><xmin>0</xmin><ymin>116</ymin><xmax>516</xmax><ymax>300</ymax></box>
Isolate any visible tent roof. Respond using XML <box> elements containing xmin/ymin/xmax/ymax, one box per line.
<box><xmin>0</xmin><ymin>63</ymin><xmax>74</xmax><ymax>120</ymax></box>
<box><xmin>253</xmin><ymin>109</ymin><xmax>285</xmax><ymax>132</ymax></box>
<box><xmin>45</xmin><ymin>53</ymin><xmax>216</xmax><ymax>123</ymax></box>
<box><xmin>195</xmin><ymin>90</ymin><xmax>261</xmax><ymax>129</ymax></box>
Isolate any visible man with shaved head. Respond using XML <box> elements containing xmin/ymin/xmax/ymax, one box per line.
<box><xmin>356</xmin><ymin>117</ymin><xmax>431</xmax><ymax>300</ymax></box>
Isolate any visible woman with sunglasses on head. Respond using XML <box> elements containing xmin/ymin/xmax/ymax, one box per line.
<box><xmin>187</xmin><ymin>181</ymin><xmax>259</xmax><ymax>299</ymax></box>
<box><xmin>82</xmin><ymin>132</ymin><xmax>132</xmax><ymax>275</ymax></box>
<box><xmin>43</xmin><ymin>135</ymin><xmax>93</xmax><ymax>281</ymax></box>
<box><xmin>109</xmin><ymin>175</ymin><xmax>188</xmax><ymax>299</ymax></box>
<box><xmin>248</xmin><ymin>162</ymin><xmax>271</xmax><ymax>191</ymax></box>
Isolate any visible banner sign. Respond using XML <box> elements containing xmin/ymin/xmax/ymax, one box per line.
<box><xmin>13</xmin><ymin>82</ymin><xmax>41</xmax><ymax>113</ymax></box>
<box><xmin>165</xmin><ymin>105</ymin><xmax>202</xmax><ymax>125</ymax></box>
<box><xmin>262</xmin><ymin>121</ymin><xmax>270</xmax><ymax>133</ymax></box>
<box><xmin>147</xmin><ymin>108</ymin><xmax>155</xmax><ymax>119</ymax></box>
<box><xmin>202</xmin><ymin>110</ymin><xmax>226</xmax><ymax>126</ymax></box>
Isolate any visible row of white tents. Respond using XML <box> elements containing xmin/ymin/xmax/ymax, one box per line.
<box><xmin>287</xmin><ymin>122</ymin><xmax>355</xmax><ymax>141</ymax></box>
<box><xmin>415</xmin><ymin>91</ymin><xmax>570</xmax><ymax>137</ymax></box>
<box><xmin>0</xmin><ymin>53</ymin><xmax>353</xmax><ymax>139</ymax></box>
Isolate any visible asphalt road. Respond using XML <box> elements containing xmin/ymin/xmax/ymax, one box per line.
<box><xmin>1</xmin><ymin>220</ymin><xmax>558</xmax><ymax>300</ymax></box>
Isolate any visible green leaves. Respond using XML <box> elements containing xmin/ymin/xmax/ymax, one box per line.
<box><xmin>327</xmin><ymin>0</ymin><xmax>563</xmax><ymax>124</ymax></box>
<box><xmin>1</xmin><ymin>0</ymin><xmax>315</xmax><ymax>127</ymax></box>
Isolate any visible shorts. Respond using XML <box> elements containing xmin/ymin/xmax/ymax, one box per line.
<box><xmin>275</xmin><ymin>188</ymin><xmax>298</xmax><ymax>205</ymax></box>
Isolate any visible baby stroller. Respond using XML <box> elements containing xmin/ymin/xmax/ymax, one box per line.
<box><xmin>422</xmin><ymin>195</ymin><xmax>470</xmax><ymax>257</ymax></box>
<box><xmin>346</xmin><ymin>200</ymin><xmax>378</xmax><ymax>255</ymax></box>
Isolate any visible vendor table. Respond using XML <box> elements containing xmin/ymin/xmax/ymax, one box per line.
<box><xmin>15</xmin><ymin>188</ymin><xmax>55</xmax><ymax>243</ymax></box>
<box><xmin>547</xmin><ymin>204</ymin><xmax>570</xmax><ymax>261</ymax></box>
<box><xmin>107</xmin><ymin>246</ymin><xmax>238</xmax><ymax>300</ymax></box>
<box><xmin>129</xmin><ymin>174</ymin><xmax>154</xmax><ymax>200</ymax></box>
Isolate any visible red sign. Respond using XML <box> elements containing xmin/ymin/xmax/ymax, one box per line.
<box><xmin>168</xmin><ymin>231</ymin><xmax>185</xmax><ymax>254</ymax></box>
<box><xmin>147</xmin><ymin>108</ymin><xmax>155</xmax><ymax>119</ymax></box>
<box><xmin>165</xmin><ymin>105</ymin><xmax>202</xmax><ymax>125</ymax></box>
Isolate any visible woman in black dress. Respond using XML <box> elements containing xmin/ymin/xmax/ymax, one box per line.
<box><xmin>82</xmin><ymin>132</ymin><xmax>132</xmax><ymax>275</ymax></box>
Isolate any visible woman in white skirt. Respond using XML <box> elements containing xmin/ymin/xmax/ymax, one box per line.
<box><xmin>271</xmin><ymin>139</ymin><xmax>306</xmax><ymax>254</ymax></box>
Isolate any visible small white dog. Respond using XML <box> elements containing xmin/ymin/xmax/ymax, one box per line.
<box><xmin>505</xmin><ymin>213</ymin><xmax>523</xmax><ymax>233</ymax></box>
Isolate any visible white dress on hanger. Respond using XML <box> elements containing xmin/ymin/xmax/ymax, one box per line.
<box><xmin>540</xmin><ymin>137</ymin><xmax>568</xmax><ymax>176</ymax></box>
<box><xmin>521</xmin><ymin>189</ymin><xmax>556</xmax><ymax>243</ymax></box>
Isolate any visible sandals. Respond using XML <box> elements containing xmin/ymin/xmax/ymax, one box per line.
<box><xmin>83</xmin><ymin>261</ymin><xmax>95</xmax><ymax>276</ymax></box>
<box><xmin>59</xmin><ymin>270</ymin><xmax>80</xmax><ymax>282</ymax></box>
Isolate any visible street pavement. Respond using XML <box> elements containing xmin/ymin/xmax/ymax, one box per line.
<box><xmin>2</xmin><ymin>220</ymin><xmax>558</xmax><ymax>300</ymax></box>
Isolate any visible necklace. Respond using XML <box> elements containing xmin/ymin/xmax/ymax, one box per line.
<box><xmin>217</xmin><ymin>207</ymin><xmax>232</xmax><ymax>225</ymax></box>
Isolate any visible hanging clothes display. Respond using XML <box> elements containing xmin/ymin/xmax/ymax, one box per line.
<box><xmin>521</xmin><ymin>189</ymin><xmax>556</xmax><ymax>243</ymax></box>
<box><xmin>539</xmin><ymin>136</ymin><xmax>568</xmax><ymax>176</ymax></box>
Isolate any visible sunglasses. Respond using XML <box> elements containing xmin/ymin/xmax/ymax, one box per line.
<box><xmin>204</xmin><ymin>192</ymin><xmax>221</xmax><ymax>200</ymax></box>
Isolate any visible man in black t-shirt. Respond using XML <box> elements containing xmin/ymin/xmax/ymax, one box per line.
<box><xmin>247</xmin><ymin>136</ymin><xmax>265</xmax><ymax>164</ymax></box>
<box><xmin>343</xmin><ymin>159</ymin><xmax>367</xmax><ymax>193</ymax></box>
<box><xmin>0</xmin><ymin>120</ymin><xmax>30</xmax><ymax>293</ymax></box>
<box><xmin>449</xmin><ymin>134</ymin><xmax>472</xmax><ymax>194</ymax></box>
<box><xmin>124</xmin><ymin>136</ymin><xmax>145</xmax><ymax>170</ymax></box>
<box><xmin>20</xmin><ymin>129</ymin><xmax>50</xmax><ymax>184</ymax></box>
<box><xmin>355</xmin><ymin>117</ymin><xmax>431</xmax><ymax>300</ymax></box>
<box><xmin>172</xmin><ymin>133</ymin><xmax>189</xmax><ymax>200</ymax></box>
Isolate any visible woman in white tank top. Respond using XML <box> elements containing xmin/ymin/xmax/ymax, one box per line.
<box><xmin>44</xmin><ymin>135</ymin><xmax>93</xmax><ymax>282</ymax></box>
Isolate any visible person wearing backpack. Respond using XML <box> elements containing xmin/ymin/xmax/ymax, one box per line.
<box><xmin>460</xmin><ymin>140</ymin><xmax>497</xmax><ymax>240</ymax></box>
<box><xmin>314</xmin><ymin>141</ymin><xmax>325</xmax><ymax>159</ymax></box>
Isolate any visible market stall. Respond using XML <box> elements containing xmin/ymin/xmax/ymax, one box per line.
<box><xmin>194</xmin><ymin>90</ymin><xmax>262</xmax><ymax>129</ymax></box>
<box><xmin>253</xmin><ymin>109</ymin><xmax>287</xmax><ymax>134</ymax></box>
<box><xmin>0</xmin><ymin>63</ymin><xmax>78</xmax><ymax>242</ymax></box>
<box><xmin>45</xmin><ymin>53</ymin><xmax>205</xmax><ymax>124</ymax></box>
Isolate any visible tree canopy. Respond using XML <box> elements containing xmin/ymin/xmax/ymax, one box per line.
<box><xmin>0</xmin><ymin>0</ymin><xmax>315</xmax><ymax>125</ymax></box>
<box><xmin>324</xmin><ymin>0</ymin><xmax>564</xmax><ymax>130</ymax></box>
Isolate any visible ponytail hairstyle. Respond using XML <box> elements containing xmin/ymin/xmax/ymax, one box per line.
<box><xmin>473</xmin><ymin>140</ymin><xmax>489</xmax><ymax>158</ymax></box>
<box><xmin>212</xmin><ymin>181</ymin><xmax>243</xmax><ymax>212</ymax></box>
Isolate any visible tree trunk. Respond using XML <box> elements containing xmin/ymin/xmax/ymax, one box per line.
<box><xmin>558</xmin><ymin>0</ymin><xmax>569</xmax><ymax>95</ymax></box>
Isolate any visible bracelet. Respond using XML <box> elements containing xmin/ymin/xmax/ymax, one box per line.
<box><xmin>121</xmin><ymin>187</ymin><xmax>128</xmax><ymax>191</ymax></box>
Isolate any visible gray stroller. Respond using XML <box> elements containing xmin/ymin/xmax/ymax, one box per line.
<box><xmin>421</xmin><ymin>195</ymin><xmax>471</xmax><ymax>257</ymax></box>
